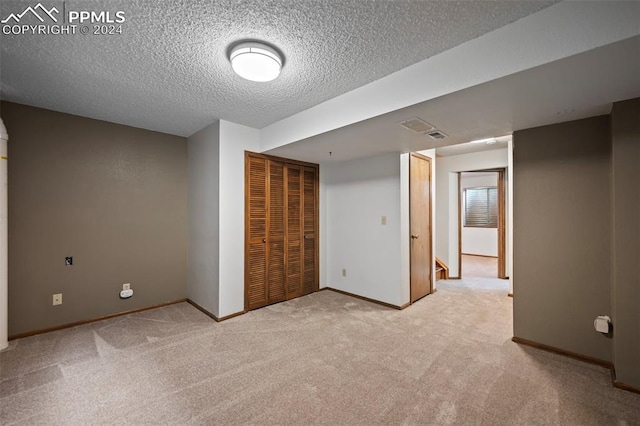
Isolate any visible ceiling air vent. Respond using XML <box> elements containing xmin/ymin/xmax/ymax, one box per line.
<box><xmin>399</xmin><ymin>117</ymin><xmax>435</xmax><ymax>134</ymax></box>
<box><xmin>426</xmin><ymin>130</ymin><xmax>448</xmax><ymax>140</ymax></box>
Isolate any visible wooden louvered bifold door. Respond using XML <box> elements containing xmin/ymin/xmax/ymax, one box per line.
<box><xmin>302</xmin><ymin>167</ymin><xmax>318</xmax><ymax>295</ymax></box>
<box><xmin>246</xmin><ymin>156</ymin><xmax>268</xmax><ymax>310</ymax></box>
<box><xmin>267</xmin><ymin>161</ymin><xmax>286</xmax><ymax>304</ymax></box>
<box><xmin>245</xmin><ymin>152</ymin><xmax>319</xmax><ymax>312</ymax></box>
<box><xmin>285</xmin><ymin>165</ymin><xmax>303</xmax><ymax>299</ymax></box>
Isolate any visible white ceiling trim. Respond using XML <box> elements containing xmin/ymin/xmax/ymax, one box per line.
<box><xmin>260</xmin><ymin>1</ymin><xmax>640</xmax><ymax>152</ymax></box>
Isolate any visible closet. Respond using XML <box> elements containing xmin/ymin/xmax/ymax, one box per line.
<box><xmin>245</xmin><ymin>152</ymin><xmax>319</xmax><ymax>311</ymax></box>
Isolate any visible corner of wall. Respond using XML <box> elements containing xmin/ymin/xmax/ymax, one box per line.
<box><xmin>218</xmin><ymin>120</ymin><xmax>260</xmax><ymax>318</ymax></box>
<box><xmin>399</xmin><ymin>153</ymin><xmax>410</xmax><ymax>305</ymax></box>
<box><xmin>508</xmin><ymin>139</ymin><xmax>514</xmax><ymax>295</ymax></box>
<box><xmin>187</xmin><ymin>121</ymin><xmax>221</xmax><ymax>317</ymax></box>
<box><xmin>319</xmin><ymin>163</ymin><xmax>328</xmax><ymax>289</ymax></box>
<box><xmin>610</xmin><ymin>97</ymin><xmax>640</xmax><ymax>388</ymax></box>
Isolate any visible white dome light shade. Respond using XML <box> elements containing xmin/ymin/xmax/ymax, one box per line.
<box><xmin>230</xmin><ymin>42</ymin><xmax>282</xmax><ymax>82</ymax></box>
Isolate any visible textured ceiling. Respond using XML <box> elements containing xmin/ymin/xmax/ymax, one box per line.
<box><xmin>0</xmin><ymin>0</ymin><xmax>557</xmax><ymax>136</ymax></box>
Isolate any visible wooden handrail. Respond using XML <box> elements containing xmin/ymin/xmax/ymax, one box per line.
<box><xmin>435</xmin><ymin>257</ymin><xmax>449</xmax><ymax>280</ymax></box>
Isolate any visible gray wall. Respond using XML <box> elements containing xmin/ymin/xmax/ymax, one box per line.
<box><xmin>187</xmin><ymin>122</ymin><xmax>220</xmax><ymax>317</ymax></box>
<box><xmin>3</xmin><ymin>102</ymin><xmax>187</xmax><ymax>336</ymax></box>
<box><xmin>611</xmin><ymin>98</ymin><xmax>640</xmax><ymax>387</ymax></box>
<box><xmin>513</xmin><ymin>115</ymin><xmax>612</xmax><ymax>362</ymax></box>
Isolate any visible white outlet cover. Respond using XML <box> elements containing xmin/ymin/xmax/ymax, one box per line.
<box><xmin>594</xmin><ymin>315</ymin><xmax>610</xmax><ymax>333</ymax></box>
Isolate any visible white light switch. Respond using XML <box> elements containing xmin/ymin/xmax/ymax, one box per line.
<box><xmin>381</xmin><ymin>216</ymin><xmax>387</xmax><ymax>225</ymax></box>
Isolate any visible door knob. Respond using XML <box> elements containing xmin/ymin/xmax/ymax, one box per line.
<box><xmin>262</xmin><ymin>238</ymin><xmax>266</xmax><ymax>243</ymax></box>
<box><xmin>411</xmin><ymin>234</ymin><xmax>419</xmax><ymax>239</ymax></box>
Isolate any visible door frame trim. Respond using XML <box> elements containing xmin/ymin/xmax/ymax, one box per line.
<box><xmin>457</xmin><ymin>168</ymin><xmax>507</xmax><ymax>279</ymax></box>
<box><xmin>497</xmin><ymin>169</ymin><xmax>507</xmax><ymax>279</ymax></box>
<box><xmin>409</xmin><ymin>152</ymin><xmax>434</xmax><ymax>303</ymax></box>
<box><xmin>244</xmin><ymin>151</ymin><xmax>319</xmax><ymax>168</ymax></box>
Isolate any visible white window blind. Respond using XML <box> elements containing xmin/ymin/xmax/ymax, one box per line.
<box><xmin>464</xmin><ymin>187</ymin><xmax>498</xmax><ymax>228</ymax></box>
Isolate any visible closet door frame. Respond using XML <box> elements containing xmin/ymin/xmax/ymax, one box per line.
<box><xmin>244</xmin><ymin>151</ymin><xmax>320</xmax><ymax>312</ymax></box>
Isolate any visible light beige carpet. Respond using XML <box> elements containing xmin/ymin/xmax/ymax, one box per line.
<box><xmin>462</xmin><ymin>254</ymin><xmax>499</xmax><ymax>279</ymax></box>
<box><xmin>1</xmin><ymin>280</ymin><xmax>639</xmax><ymax>425</ymax></box>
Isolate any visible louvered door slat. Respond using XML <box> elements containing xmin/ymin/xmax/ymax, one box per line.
<box><xmin>248</xmin><ymin>242</ymin><xmax>267</xmax><ymax>306</ymax></box>
<box><xmin>249</xmin><ymin>158</ymin><xmax>267</xmax><ymax>238</ymax></box>
<box><xmin>303</xmin><ymin>237</ymin><xmax>315</xmax><ymax>295</ymax></box>
<box><xmin>303</xmin><ymin>168</ymin><xmax>315</xmax><ymax>233</ymax></box>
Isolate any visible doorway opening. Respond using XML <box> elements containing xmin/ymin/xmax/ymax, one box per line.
<box><xmin>458</xmin><ymin>169</ymin><xmax>507</xmax><ymax>281</ymax></box>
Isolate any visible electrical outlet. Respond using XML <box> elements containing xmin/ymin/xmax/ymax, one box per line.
<box><xmin>122</xmin><ymin>283</ymin><xmax>130</xmax><ymax>290</ymax></box>
<box><xmin>342</xmin><ymin>268</ymin><xmax>347</xmax><ymax>277</ymax></box>
<box><xmin>52</xmin><ymin>293</ymin><xmax>62</xmax><ymax>306</ymax></box>
<box><xmin>65</xmin><ymin>256</ymin><xmax>73</xmax><ymax>266</ymax></box>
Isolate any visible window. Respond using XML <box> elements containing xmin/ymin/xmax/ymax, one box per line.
<box><xmin>464</xmin><ymin>187</ymin><xmax>497</xmax><ymax>228</ymax></box>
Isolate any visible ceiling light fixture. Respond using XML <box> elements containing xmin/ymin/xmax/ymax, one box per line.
<box><xmin>229</xmin><ymin>42</ymin><xmax>282</xmax><ymax>82</ymax></box>
<box><xmin>470</xmin><ymin>137</ymin><xmax>497</xmax><ymax>145</ymax></box>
